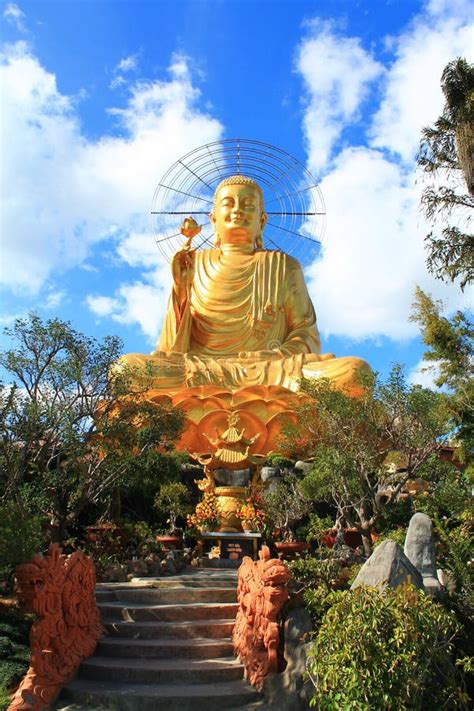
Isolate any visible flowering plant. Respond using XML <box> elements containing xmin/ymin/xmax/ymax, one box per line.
<box><xmin>237</xmin><ymin>492</ymin><xmax>266</xmax><ymax>531</ymax></box>
<box><xmin>187</xmin><ymin>491</ymin><xmax>219</xmax><ymax>531</ymax></box>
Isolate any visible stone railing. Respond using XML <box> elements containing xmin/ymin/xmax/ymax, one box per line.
<box><xmin>9</xmin><ymin>544</ymin><xmax>103</xmax><ymax>711</ymax></box>
<box><xmin>232</xmin><ymin>545</ymin><xmax>291</xmax><ymax>690</ymax></box>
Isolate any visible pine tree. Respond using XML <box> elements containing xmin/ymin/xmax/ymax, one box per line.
<box><xmin>418</xmin><ymin>58</ymin><xmax>474</xmax><ymax>290</ymax></box>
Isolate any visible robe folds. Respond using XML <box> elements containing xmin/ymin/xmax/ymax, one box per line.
<box><xmin>119</xmin><ymin>247</ymin><xmax>369</xmax><ymax>393</ymax></box>
<box><xmin>157</xmin><ymin>248</ymin><xmax>321</xmax><ymax>358</ymax></box>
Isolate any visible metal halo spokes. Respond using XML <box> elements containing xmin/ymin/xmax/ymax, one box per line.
<box><xmin>151</xmin><ymin>138</ymin><xmax>326</xmax><ymax>266</ymax></box>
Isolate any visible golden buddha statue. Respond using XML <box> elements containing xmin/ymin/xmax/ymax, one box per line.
<box><xmin>120</xmin><ymin>175</ymin><xmax>369</xmax><ymax>395</ymax></box>
<box><xmin>117</xmin><ymin>174</ymin><xmax>371</xmax><ymax>532</ymax></box>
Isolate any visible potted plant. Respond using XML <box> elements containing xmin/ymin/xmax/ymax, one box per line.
<box><xmin>237</xmin><ymin>492</ymin><xmax>267</xmax><ymax>532</ymax></box>
<box><xmin>186</xmin><ymin>490</ymin><xmax>219</xmax><ymax>533</ymax></box>
<box><xmin>262</xmin><ymin>475</ymin><xmax>312</xmax><ymax>556</ymax></box>
<box><xmin>154</xmin><ymin>481</ymin><xmax>192</xmax><ymax>549</ymax></box>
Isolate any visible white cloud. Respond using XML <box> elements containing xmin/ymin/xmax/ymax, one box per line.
<box><xmin>117</xmin><ymin>54</ymin><xmax>138</xmax><ymax>73</ymax></box>
<box><xmin>306</xmin><ymin>147</ymin><xmax>471</xmax><ymax>341</ymax></box>
<box><xmin>109</xmin><ymin>75</ymin><xmax>126</xmax><ymax>90</ymax></box>
<box><xmin>112</xmin><ymin>282</ymin><xmax>168</xmax><ymax>342</ymax></box>
<box><xmin>298</xmin><ymin>5</ymin><xmax>473</xmax><ymax>342</ymax></box>
<box><xmin>87</xmin><ymin>295</ymin><xmax>118</xmax><ymax>318</ymax></box>
<box><xmin>116</xmin><ymin>231</ymin><xmax>163</xmax><ymax>269</ymax></box>
<box><xmin>3</xmin><ymin>3</ymin><xmax>26</xmax><ymax>33</ymax></box>
<box><xmin>87</xmin><ymin>276</ymin><xmax>170</xmax><ymax>344</ymax></box>
<box><xmin>0</xmin><ymin>312</ymin><xmax>23</xmax><ymax>326</ymax></box>
<box><xmin>296</xmin><ymin>20</ymin><xmax>383</xmax><ymax>173</ymax></box>
<box><xmin>110</xmin><ymin>53</ymin><xmax>139</xmax><ymax>89</ymax></box>
<box><xmin>44</xmin><ymin>290</ymin><xmax>65</xmax><ymax>309</ymax></box>
<box><xmin>86</xmin><ymin>231</ymin><xmax>172</xmax><ymax>342</ymax></box>
<box><xmin>370</xmin><ymin>2</ymin><xmax>473</xmax><ymax>161</ymax></box>
<box><xmin>408</xmin><ymin>358</ymin><xmax>443</xmax><ymax>388</ymax></box>
<box><xmin>0</xmin><ymin>44</ymin><xmax>223</xmax><ymax>297</ymax></box>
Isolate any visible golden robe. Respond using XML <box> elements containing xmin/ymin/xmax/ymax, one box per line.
<box><xmin>158</xmin><ymin>248</ymin><xmax>321</xmax><ymax>358</ymax></box>
<box><xmin>121</xmin><ymin>247</ymin><xmax>368</xmax><ymax>393</ymax></box>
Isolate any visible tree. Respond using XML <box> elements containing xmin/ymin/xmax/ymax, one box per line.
<box><xmin>282</xmin><ymin>367</ymin><xmax>455</xmax><ymax>556</ymax></box>
<box><xmin>411</xmin><ymin>287</ymin><xmax>473</xmax><ymax>450</ymax></box>
<box><xmin>0</xmin><ymin>314</ymin><xmax>184</xmax><ymax>545</ymax></box>
<box><xmin>417</xmin><ymin>57</ymin><xmax>473</xmax><ymax>290</ymax></box>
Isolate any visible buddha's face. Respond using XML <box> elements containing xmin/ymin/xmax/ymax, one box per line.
<box><xmin>210</xmin><ymin>184</ymin><xmax>267</xmax><ymax>249</ymax></box>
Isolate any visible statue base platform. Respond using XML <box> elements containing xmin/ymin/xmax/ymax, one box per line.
<box><xmin>198</xmin><ymin>532</ymin><xmax>262</xmax><ymax>567</ymax></box>
<box><xmin>140</xmin><ymin>385</ymin><xmax>302</xmax><ymax>456</ymax></box>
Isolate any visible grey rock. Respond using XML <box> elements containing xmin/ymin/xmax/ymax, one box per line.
<box><xmin>260</xmin><ymin>466</ymin><xmax>281</xmax><ymax>482</ymax></box>
<box><xmin>101</xmin><ymin>563</ymin><xmax>128</xmax><ymax>583</ymax></box>
<box><xmin>213</xmin><ymin>468</ymin><xmax>251</xmax><ymax>486</ymax></box>
<box><xmin>159</xmin><ymin>558</ymin><xmax>177</xmax><ymax>575</ymax></box>
<box><xmin>437</xmin><ymin>568</ymin><xmax>455</xmax><ymax>593</ymax></box>
<box><xmin>404</xmin><ymin>513</ymin><xmax>442</xmax><ymax>596</ymax></box>
<box><xmin>351</xmin><ymin>539</ymin><xmax>423</xmax><ymax>591</ymax></box>
<box><xmin>294</xmin><ymin>461</ymin><xmax>310</xmax><ymax>474</ymax></box>
<box><xmin>127</xmin><ymin>560</ymin><xmax>148</xmax><ymax>577</ymax></box>
<box><xmin>263</xmin><ymin>607</ymin><xmax>313</xmax><ymax>710</ymax></box>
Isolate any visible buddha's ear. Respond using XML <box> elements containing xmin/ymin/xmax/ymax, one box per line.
<box><xmin>260</xmin><ymin>211</ymin><xmax>268</xmax><ymax>231</ymax></box>
<box><xmin>209</xmin><ymin>211</ymin><xmax>220</xmax><ymax>246</ymax></box>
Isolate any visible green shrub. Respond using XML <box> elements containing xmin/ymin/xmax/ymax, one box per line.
<box><xmin>296</xmin><ymin>513</ymin><xmax>334</xmax><ymax>544</ymax></box>
<box><xmin>82</xmin><ymin>519</ymin><xmax>162</xmax><ymax>576</ymax></box>
<box><xmin>0</xmin><ymin>506</ymin><xmax>46</xmax><ymax>592</ymax></box>
<box><xmin>266</xmin><ymin>453</ymin><xmax>294</xmax><ymax>469</ymax></box>
<box><xmin>373</xmin><ymin>527</ymin><xmax>407</xmax><ymax>549</ymax></box>
<box><xmin>0</xmin><ymin>605</ymin><xmax>32</xmax><ymax>711</ymax></box>
<box><xmin>288</xmin><ymin>553</ymin><xmax>355</xmax><ymax>627</ymax></box>
<box><xmin>306</xmin><ymin>584</ymin><xmax>469</xmax><ymax>710</ymax></box>
<box><xmin>415</xmin><ymin>464</ymin><xmax>471</xmax><ymax>521</ymax></box>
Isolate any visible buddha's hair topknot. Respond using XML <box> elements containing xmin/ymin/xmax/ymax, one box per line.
<box><xmin>212</xmin><ymin>175</ymin><xmax>264</xmax><ymax>210</ymax></box>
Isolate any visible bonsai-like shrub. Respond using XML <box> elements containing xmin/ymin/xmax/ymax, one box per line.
<box><xmin>153</xmin><ymin>482</ymin><xmax>191</xmax><ymax>533</ymax></box>
<box><xmin>261</xmin><ymin>474</ymin><xmax>312</xmax><ymax>541</ymax></box>
<box><xmin>306</xmin><ymin>584</ymin><xmax>468</xmax><ymax>710</ymax></box>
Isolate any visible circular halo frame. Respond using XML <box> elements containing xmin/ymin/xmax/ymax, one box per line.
<box><xmin>151</xmin><ymin>138</ymin><xmax>326</xmax><ymax>267</ymax></box>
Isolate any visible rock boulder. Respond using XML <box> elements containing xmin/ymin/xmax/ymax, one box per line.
<box><xmin>351</xmin><ymin>539</ymin><xmax>423</xmax><ymax>591</ymax></box>
<box><xmin>404</xmin><ymin>513</ymin><xmax>442</xmax><ymax>596</ymax></box>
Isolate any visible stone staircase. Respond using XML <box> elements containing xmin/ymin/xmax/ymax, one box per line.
<box><xmin>55</xmin><ymin>568</ymin><xmax>261</xmax><ymax>710</ymax></box>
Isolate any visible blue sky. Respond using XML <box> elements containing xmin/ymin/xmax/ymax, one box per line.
<box><xmin>1</xmin><ymin>0</ymin><xmax>472</xmax><ymax>383</ymax></box>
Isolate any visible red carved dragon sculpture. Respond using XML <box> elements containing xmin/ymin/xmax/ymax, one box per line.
<box><xmin>9</xmin><ymin>544</ymin><xmax>103</xmax><ymax>711</ymax></box>
<box><xmin>233</xmin><ymin>545</ymin><xmax>291</xmax><ymax>690</ymax></box>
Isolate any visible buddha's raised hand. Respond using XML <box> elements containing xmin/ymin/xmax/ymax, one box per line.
<box><xmin>172</xmin><ymin>247</ymin><xmax>196</xmax><ymax>291</ymax></box>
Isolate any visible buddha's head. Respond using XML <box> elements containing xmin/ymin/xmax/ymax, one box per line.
<box><xmin>210</xmin><ymin>175</ymin><xmax>267</xmax><ymax>251</ymax></box>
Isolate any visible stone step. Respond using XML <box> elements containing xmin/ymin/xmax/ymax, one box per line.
<box><xmin>96</xmin><ymin>569</ymin><xmax>238</xmax><ymax>589</ymax></box>
<box><xmin>103</xmin><ymin>618</ymin><xmax>235</xmax><ymax>639</ymax></box>
<box><xmin>98</xmin><ymin>601</ymin><xmax>238</xmax><ymax>622</ymax></box>
<box><xmin>79</xmin><ymin>656</ymin><xmax>244</xmax><ymax>684</ymax></box>
<box><xmin>59</xmin><ymin>678</ymin><xmax>259</xmax><ymax>711</ymax></box>
<box><xmin>96</xmin><ymin>637</ymin><xmax>234</xmax><ymax>659</ymax></box>
<box><xmin>54</xmin><ymin>568</ymin><xmax>248</xmax><ymax>710</ymax></box>
<box><xmin>97</xmin><ymin>586</ymin><xmax>237</xmax><ymax>605</ymax></box>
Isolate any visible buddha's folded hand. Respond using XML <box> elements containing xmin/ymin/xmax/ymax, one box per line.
<box><xmin>237</xmin><ymin>349</ymin><xmax>283</xmax><ymax>361</ymax></box>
